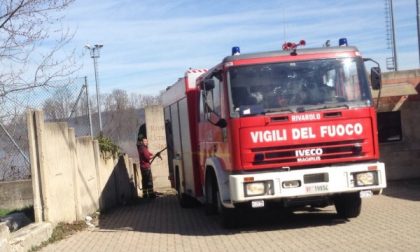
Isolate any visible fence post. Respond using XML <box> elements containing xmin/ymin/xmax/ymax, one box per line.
<box><xmin>85</xmin><ymin>77</ymin><xmax>94</xmax><ymax>137</ymax></box>
<box><xmin>26</xmin><ymin>110</ymin><xmax>44</xmax><ymax>222</ymax></box>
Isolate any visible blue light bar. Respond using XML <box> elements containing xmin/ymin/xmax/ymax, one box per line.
<box><xmin>232</xmin><ymin>46</ymin><xmax>240</xmax><ymax>56</ymax></box>
<box><xmin>339</xmin><ymin>38</ymin><xmax>348</xmax><ymax>46</ymax></box>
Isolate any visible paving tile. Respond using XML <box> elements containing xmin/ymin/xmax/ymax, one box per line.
<box><xmin>41</xmin><ymin>180</ymin><xmax>420</xmax><ymax>251</ymax></box>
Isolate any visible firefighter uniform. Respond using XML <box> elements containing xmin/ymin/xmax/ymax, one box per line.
<box><xmin>137</xmin><ymin>139</ymin><xmax>155</xmax><ymax>198</ymax></box>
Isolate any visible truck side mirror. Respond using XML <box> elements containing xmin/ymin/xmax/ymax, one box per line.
<box><xmin>215</xmin><ymin>118</ymin><xmax>227</xmax><ymax>128</ymax></box>
<box><xmin>370</xmin><ymin>67</ymin><xmax>381</xmax><ymax>90</ymax></box>
<box><xmin>203</xmin><ymin>79</ymin><xmax>215</xmax><ymax>91</ymax></box>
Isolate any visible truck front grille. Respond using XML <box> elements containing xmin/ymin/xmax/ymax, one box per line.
<box><xmin>251</xmin><ymin>139</ymin><xmax>365</xmax><ymax>165</ymax></box>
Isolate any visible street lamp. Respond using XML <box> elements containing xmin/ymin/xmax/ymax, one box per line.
<box><xmin>85</xmin><ymin>44</ymin><xmax>103</xmax><ymax>134</ymax></box>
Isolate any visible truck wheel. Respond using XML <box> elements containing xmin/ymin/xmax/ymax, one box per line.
<box><xmin>205</xmin><ymin>170</ymin><xmax>237</xmax><ymax>227</ymax></box>
<box><xmin>205</xmin><ymin>172</ymin><xmax>218</xmax><ymax>215</ymax></box>
<box><xmin>175</xmin><ymin>167</ymin><xmax>195</xmax><ymax>208</ymax></box>
<box><xmin>334</xmin><ymin>192</ymin><xmax>362</xmax><ymax>218</ymax></box>
<box><xmin>216</xmin><ymin>186</ymin><xmax>238</xmax><ymax>228</ymax></box>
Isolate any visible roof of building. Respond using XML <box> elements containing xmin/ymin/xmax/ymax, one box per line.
<box><xmin>371</xmin><ymin>83</ymin><xmax>418</xmax><ymax>98</ymax></box>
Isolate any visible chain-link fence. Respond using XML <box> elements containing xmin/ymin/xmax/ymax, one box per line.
<box><xmin>0</xmin><ymin>77</ymin><xmax>93</xmax><ymax>181</ymax></box>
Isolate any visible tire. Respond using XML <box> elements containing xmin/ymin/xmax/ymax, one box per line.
<box><xmin>334</xmin><ymin>192</ymin><xmax>362</xmax><ymax>218</ymax></box>
<box><xmin>205</xmin><ymin>170</ymin><xmax>237</xmax><ymax>228</ymax></box>
<box><xmin>218</xmin><ymin>199</ymin><xmax>237</xmax><ymax>229</ymax></box>
<box><xmin>175</xmin><ymin>167</ymin><xmax>195</xmax><ymax>208</ymax></box>
<box><xmin>205</xmin><ymin>171</ymin><xmax>218</xmax><ymax>215</ymax></box>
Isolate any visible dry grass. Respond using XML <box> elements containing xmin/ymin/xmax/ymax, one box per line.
<box><xmin>29</xmin><ymin>221</ymin><xmax>88</xmax><ymax>251</ymax></box>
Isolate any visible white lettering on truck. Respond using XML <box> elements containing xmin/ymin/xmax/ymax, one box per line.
<box><xmin>295</xmin><ymin>148</ymin><xmax>323</xmax><ymax>157</ymax></box>
<box><xmin>296</xmin><ymin>148</ymin><xmax>323</xmax><ymax>162</ymax></box>
<box><xmin>291</xmin><ymin>113</ymin><xmax>321</xmax><ymax>122</ymax></box>
<box><xmin>250</xmin><ymin>129</ymin><xmax>287</xmax><ymax>143</ymax></box>
<box><xmin>292</xmin><ymin>127</ymin><xmax>316</xmax><ymax>140</ymax></box>
<box><xmin>320</xmin><ymin>123</ymin><xmax>363</xmax><ymax>138</ymax></box>
<box><xmin>250</xmin><ymin>123</ymin><xmax>364</xmax><ymax>143</ymax></box>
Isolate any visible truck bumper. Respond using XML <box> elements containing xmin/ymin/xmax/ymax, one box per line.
<box><xmin>229</xmin><ymin>162</ymin><xmax>386</xmax><ymax>204</ymax></box>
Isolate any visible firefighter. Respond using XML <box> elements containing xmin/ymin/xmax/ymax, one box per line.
<box><xmin>137</xmin><ymin>137</ymin><xmax>156</xmax><ymax>198</ymax></box>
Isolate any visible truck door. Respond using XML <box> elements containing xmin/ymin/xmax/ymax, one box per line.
<box><xmin>199</xmin><ymin>71</ymin><xmax>230</xmax><ymax>174</ymax></box>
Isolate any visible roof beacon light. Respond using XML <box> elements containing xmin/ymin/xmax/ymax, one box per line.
<box><xmin>232</xmin><ymin>46</ymin><xmax>240</xmax><ymax>56</ymax></box>
<box><xmin>282</xmin><ymin>40</ymin><xmax>306</xmax><ymax>51</ymax></box>
<box><xmin>339</xmin><ymin>38</ymin><xmax>348</xmax><ymax>46</ymax></box>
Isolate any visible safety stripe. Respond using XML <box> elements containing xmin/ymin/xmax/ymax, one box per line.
<box><xmin>186</xmin><ymin>69</ymin><xmax>208</xmax><ymax>74</ymax></box>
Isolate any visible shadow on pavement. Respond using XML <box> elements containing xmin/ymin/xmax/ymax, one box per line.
<box><xmin>97</xmin><ymin>195</ymin><xmax>348</xmax><ymax>235</ymax></box>
<box><xmin>383</xmin><ymin>179</ymin><xmax>420</xmax><ymax>201</ymax></box>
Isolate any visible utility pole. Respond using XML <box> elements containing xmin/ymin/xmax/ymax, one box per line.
<box><xmin>417</xmin><ymin>0</ymin><xmax>420</xmax><ymax>65</ymax></box>
<box><xmin>85</xmin><ymin>44</ymin><xmax>104</xmax><ymax>134</ymax></box>
<box><xmin>85</xmin><ymin>77</ymin><xmax>93</xmax><ymax>137</ymax></box>
<box><xmin>385</xmin><ymin>0</ymin><xmax>398</xmax><ymax>71</ymax></box>
<box><xmin>390</xmin><ymin>0</ymin><xmax>398</xmax><ymax>71</ymax></box>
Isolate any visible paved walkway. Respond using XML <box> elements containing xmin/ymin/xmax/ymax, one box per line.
<box><xmin>42</xmin><ymin>180</ymin><xmax>420</xmax><ymax>251</ymax></box>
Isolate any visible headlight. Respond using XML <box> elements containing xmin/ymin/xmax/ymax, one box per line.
<box><xmin>354</xmin><ymin>171</ymin><xmax>377</xmax><ymax>186</ymax></box>
<box><xmin>245</xmin><ymin>182</ymin><xmax>266</xmax><ymax>196</ymax></box>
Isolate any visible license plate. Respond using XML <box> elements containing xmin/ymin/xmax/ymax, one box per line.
<box><xmin>305</xmin><ymin>184</ymin><xmax>329</xmax><ymax>193</ymax></box>
<box><xmin>251</xmin><ymin>200</ymin><xmax>265</xmax><ymax>208</ymax></box>
<box><xmin>360</xmin><ymin>190</ymin><xmax>373</xmax><ymax>198</ymax></box>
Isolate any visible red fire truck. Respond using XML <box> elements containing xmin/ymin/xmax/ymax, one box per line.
<box><xmin>162</xmin><ymin>39</ymin><xmax>386</xmax><ymax>226</ymax></box>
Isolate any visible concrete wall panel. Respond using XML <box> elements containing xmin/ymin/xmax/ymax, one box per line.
<box><xmin>0</xmin><ymin>180</ymin><xmax>33</xmax><ymax>210</ymax></box>
<box><xmin>25</xmin><ymin>110</ymin><xmax>143</xmax><ymax>223</ymax></box>
<box><xmin>145</xmin><ymin>106</ymin><xmax>171</xmax><ymax>191</ymax></box>
<box><xmin>97</xmin><ymin>151</ymin><xmax>118</xmax><ymax>211</ymax></box>
<box><xmin>76</xmin><ymin>136</ymin><xmax>99</xmax><ymax>217</ymax></box>
<box><xmin>42</xmin><ymin>122</ymin><xmax>77</xmax><ymax>223</ymax></box>
<box><xmin>26</xmin><ymin>111</ymin><xmax>43</xmax><ymax>223</ymax></box>
<box><xmin>114</xmin><ymin>155</ymin><xmax>133</xmax><ymax>204</ymax></box>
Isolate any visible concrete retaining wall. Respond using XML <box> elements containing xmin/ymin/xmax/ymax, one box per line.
<box><xmin>26</xmin><ymin>110</ymin><xmax>136</xmax><ymax>224</ymax></box>
<box><xmin>0</xmin><ymin>180</ymin><xmax>33</xmax><ymax>210</ymax></box>
<box><xmin>75</xmin><ymin>136</ymin><xmax>99</xmax><ymax>218</ymax></box>
<box><xmin>41</xmin><ymin>123</ymin><xmax>77</xmax><ymax>223</ymax></box>
<box><xmin>97</xmin><ymin>148</ymin><xmax>117</xmax><ymax>211</ymax></box>
<box><xmin>8</xmin><ymin>222</ymin><xmax>53</xmax><ymax>252</ymax></box>
<box><xmin>97</xmin><ymin>154</ymin><xmax>135</xmax><ymax>211</ymax></box>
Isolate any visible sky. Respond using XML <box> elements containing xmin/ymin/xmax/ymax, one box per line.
<box><xmin>60</xmin><ymin>0</ymin><xmax>419</xmax><ymax>95</ymax></box>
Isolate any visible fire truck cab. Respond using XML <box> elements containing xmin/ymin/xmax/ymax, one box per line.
<box><xmin>162</xmin><ymin>40</ymin><xmax>386</xmax><ymax>226</ymax></box>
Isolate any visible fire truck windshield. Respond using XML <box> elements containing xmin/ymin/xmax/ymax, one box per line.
<box><xmin>227</xmin><ymin>57</ymin><xmax>372</xmax><ymax>117</ymax></box>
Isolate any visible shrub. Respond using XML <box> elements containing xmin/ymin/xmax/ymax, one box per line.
<box><xmin>96</xmin><ymin>135</ymin><xmax>120</xmax><ymax>159</ymax></box>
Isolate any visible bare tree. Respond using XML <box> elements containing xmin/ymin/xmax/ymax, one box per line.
<box><xmin>0</xmin><ymin>0</ymin><xmax>78</xmax><ymax>99</ymax></box>
<box><xmin>104</xmin><ymin>89</ymin><xmax>129</xmax><ymax>112</ymax></box>
<box><xmin>0</xmin><ymin>1</ymin><xmax>79</xmax><ymax>181</ymax></box>
<box><xmin>141</xmin><ymin>94</ymin><xmax>162</xmax><ymax>107</ymax></box>
<box><xmin>42</xmin><ymin>87</ymin><xmax>74</xmax><ymax>120</ymax></box>
<box><xmin>129</xmin><ymin>93</ymin><xmax>143</xmax><ymax>109</ymax></box>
